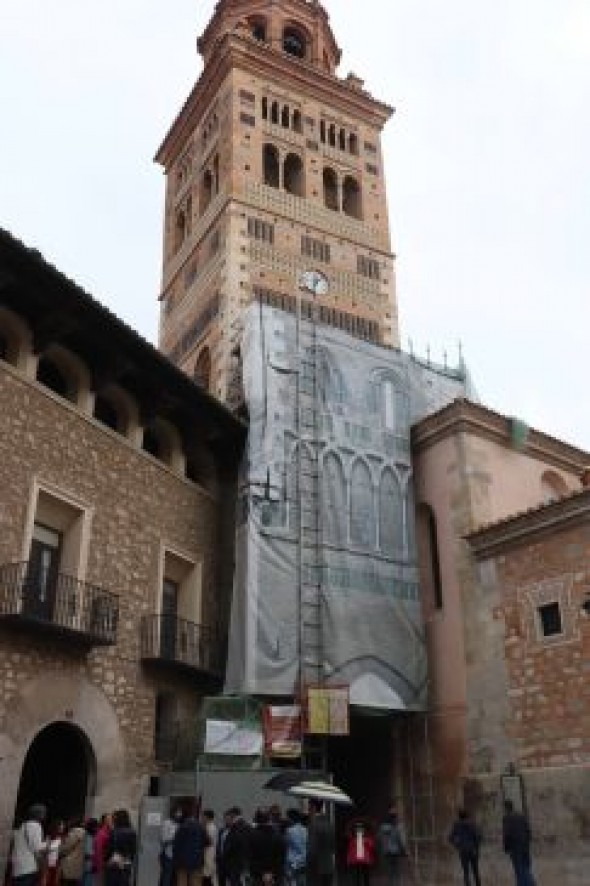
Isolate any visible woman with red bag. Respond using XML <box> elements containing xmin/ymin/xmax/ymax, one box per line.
<box><xmin>346</xmin><ymin>821</ymin><xmax>376</xmax><ymax>886</ymax></box>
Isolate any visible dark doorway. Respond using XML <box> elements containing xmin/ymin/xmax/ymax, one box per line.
<box><xmin>23</xmin><ymin>523</ymin><xmax>61</xmax><ymax>621</ymax></box>
<box><xmin>327</xmin><ymin>712</ymin><xmax>394</xmax><ymax>867</ymax></box>
<box><xmin>161</xmin><ymin>578</ymin><xmax>179</xmax><ymax>660</ymax></box>
<box><xmin>14</xmin><ymin>722</ymin><xmax>95</xmax><ymax>825</ymax></box>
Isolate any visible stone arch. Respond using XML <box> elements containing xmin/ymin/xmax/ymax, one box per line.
<box><xmin>350</xmin><ymin>458</ymin><xmax>375</xmax><ymax>549</ymax></box>
<box><xmin>379</xmin><ymin>467</ymin><xmax>404</xmax><ymax>556</ymax></box>
<box><xmin>322</xmin><ymin>167</ymin><xmax>338</xmax><ymax>211</ymax></box>
<box><xmin>36</xmin><ymin>344</ymin><xmax>90</xmax><ymax>406</ymax></box>
<box><xmin>284</xmin><ymin>153</ymin><xmax>304</xmax><ymax>196</ymax></box>
<box><xmin>282</xmin><ymin>24</ymin><xmax>309</xmax><ymax>60</ymax></box>
<box><xmin>342</xmin><ymin>175</ymin><xmax>362</xmax><ymax>219</ymax></box>
<box><xmin>321</xmin><ymin>450</ymin><xmax>347</xmax><ymax>545</ymax></box>
<box><xmin>0</xmin><ymin>306</ymin><xmax>31</xmax><ymax>369</ymax></box>
<box><xmin>1</xmin><ymin>671</ymin><xmax>125</xmax><ymax>847</ymax></box>
<box><xmin>93</xmin><ymin>384</ymin><xmax>137</xmax><ymax>436</ymax></box>
<box><xmin>263</xmin><ymin>143</ymin><xmax>280</xmax><ymax>188</ymax></box>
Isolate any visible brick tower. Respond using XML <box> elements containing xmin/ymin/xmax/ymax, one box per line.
<box><xmin>156</xmin><ymin>0</ymin><xmax>397</xmax><ymax>405</ymax></box>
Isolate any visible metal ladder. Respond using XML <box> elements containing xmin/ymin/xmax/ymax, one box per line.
<box><xmin>295</xmin><ymin>299</ymin><xmax>324</xmax><ymax>697</ymax></box>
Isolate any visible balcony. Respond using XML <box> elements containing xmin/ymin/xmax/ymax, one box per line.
<box><xmin>140</xmin><ymin>614</ymin><xmax>223</xmax><ymax>680</ymax></box>
<box><xmin>0</xmin><ymin>561</ymin><xmax>119</xmax><ymax>646</ymax></box>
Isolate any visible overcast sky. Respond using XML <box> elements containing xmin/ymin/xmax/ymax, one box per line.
<box><xmin>1</xmin><ymin>1</ymin><xmax>589</xmax><ymax>448</ymax></box>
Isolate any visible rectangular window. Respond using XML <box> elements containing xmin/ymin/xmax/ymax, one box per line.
<box><xmin>301</xmin><ymin>236</ymin><xmax>330</xmax><ymax>264</ymax></box>
<box><xmin>366</xmin><ymin>163</ymin><xmax>379</xmax><ymax>176</ymax></box>
<box><xmin>364</xmin><ymin>142</ymin><xmax>377</xmax><ymax>154</ymax></box>
<box><xmin>247</xmin><ymin>217</ymin><xmax>274</xmax><ymax>244</ymax></box>
<box><xmin>538</xmin><ymin>602</ymin><xmax>563</xmax><ymax>637</ymax></box>
<box><xmin>240</xmin><ymin>112</ymin><xmax>256</xmax><ymax>127</ymax></box>
<box><xmin>357</xmin><ymin>255</ymin><xmax>380</xmax><ymax>280</ymax></box>
<box><xmin>239</xmin><ymin>89</ymin><xmax>255</xmax><ymax>103</ymax></box>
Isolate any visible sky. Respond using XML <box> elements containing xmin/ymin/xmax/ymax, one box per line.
<box><xmin>1</xmin><ymin>0</ymin><xmax>589</xmax><ymax>448</ymax></box>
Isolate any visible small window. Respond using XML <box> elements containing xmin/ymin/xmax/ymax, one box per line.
<box><xmin>538</xmin><ymin>602</ymin><xmax>563</xmax><ymax>637</ymax></box>
<box><xmin>283</xmin><ymin>27</ymin><xmax>306</xmax><ymax>59</ymax></box>
<box><xmin>251</xmin><ymin>22</ymin><xmax>266</xmax><ymax>42</ymax></box>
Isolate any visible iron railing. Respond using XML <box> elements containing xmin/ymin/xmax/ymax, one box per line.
<box><xmin>140</xmin><ymin>614</ymin><xmax>222</xmax><ymax>677</ymax></box>
<box><xmin>0</xmin><ymin>561</ymin><xmax>119</xmax><ymax>645</ymax></box>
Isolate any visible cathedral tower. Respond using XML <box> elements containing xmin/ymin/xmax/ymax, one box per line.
<box><xmin>156</xmin><ymin>0</ymin><xmax>397</xmax><ymax>404</ymax></box>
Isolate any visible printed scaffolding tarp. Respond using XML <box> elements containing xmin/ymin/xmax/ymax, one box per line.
<box><xmin>225</xmin><ymin>304</ymin><xmax>468</xmax><ymax>710</ymax></box>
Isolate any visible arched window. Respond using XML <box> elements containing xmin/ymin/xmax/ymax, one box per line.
<box><xmin>339</xmin><ymin>128</ymin><xmax>346</xmax><ymax>151</ymax></box>
<box><xmin>263</xmin><ymin>144</ymin><xmax>280</xmax><ymax>188</ymax></box>
<box><xmin>379</xmin><ymin>469</ymin><xmax>403</xmax><ymax>556</ymax></box>
<box><xmin>142</xmin><ymin>419</ymin><xmax>178</xmax><ymax>467</ymax></box>
<box><xmin>201</xmin><ymin>169</ymin><xmax>213</xmax><ymax>214</ymax></box>
<box><xmin>194</xmin><ymin>347</ymin><xmax>211</xmax><ymax>391</ymax></box>
<box><xmin>328</xmin><ymin>124</ymin><xmax>336</xmax><ymax>148</ymax></box>
<box><xmin>36</xmin><ymin>355</ymin><xmax>70</xmax><ymax>400</ymax></box>
<box><xmin>271</xmin><ymin>101</ymin><xmax>279</xmax><ymax>125</ymax></box>
<box><xmin>0</xmin><ymin>307</ymin><xmax>29</xmax><ymax>367</ymax></box>
<box><xmin>320</xmin><ymin>120</ymin><xmax>326</xmax><ymax>143</ymax></box>
<box><xmin>93</xmin><ymin>395</ymin><xmax>121</xmax><ymax>432</ymax></box>
<box><xmin>350</xmin><ymin>460</ymin><xmax>375</xmax><ymax>549</ymax></box>
<box><xmin>174</xmin><ymin>209</ymin><xmax>186</xmax><ymax>252</ymax></box>
<box><xmin>262</xmin><ymin>97</ymin><xmax>268</xmax><ymax>120</ymax></box>
<box><xmin>342</xmin><ymin>176</ymin><xmax>362</xmax><ymax>219</ymax></box>
<box><xmin>323</xmin><ymin>167</ymin><xmax>338</xmax><ymax>211</ymax></box>
<box><xmin>322</xmin><ymin>452</ymin><xmax>347</xmax><ymax>545</ymax></box>
<box><xmin>349</xmin><ymin>133</ymin><xmax>359</xmax><ymax>155</ymax></box>
<box><xmin>283</xmin><ymin>27</ymin><xmax>306</xmax><ymax>59</ymax></box>
<box><xmin>284</xmin><ymin>153</ymin><xmax>304</xmax><ymax>196</ymax></box>
<box><xmin>92</xmin><ymin>386</ymin><xmax>133</xmax><ymax>436</ymax></box>
<box><xmin>292</xmin><ymin>109</ymin><xmax>302</xmax><ymax>133</ymax></box>
<box><xmin>250</xmin><ymin>19</ymin><xmax>267</xmax><ymax>42</ymax></box>
<box><xmin>281</xmin><ymin>105</ymin><xmax>290</xmax><ymax>128</ymax></box>
<box><xmin>416</xmin><ymin>503</ymin><xmax>443</xmax><ymax>610</ymax></box>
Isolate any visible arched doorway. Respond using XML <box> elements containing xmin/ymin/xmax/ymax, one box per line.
<box><xmin>14</xmin><ymin>722</ymin><xmax>96</xmax><ymax>825</ymax></box>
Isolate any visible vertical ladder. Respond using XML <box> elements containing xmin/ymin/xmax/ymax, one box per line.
<box><xmin>295</xmin><ymin>299</ymin><xmax>324</xmax><ymax>695</ymax></box>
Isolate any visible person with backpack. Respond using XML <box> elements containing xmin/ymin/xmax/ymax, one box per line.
<box><xmin>449</xmin><ymin>810</ymin><xmax>482</xmax><ymax>886</ymax></box>
<box><xmin>377</xmin><ymin>807</ymin><xmax>406</xmax><ymax>885</ymax></box>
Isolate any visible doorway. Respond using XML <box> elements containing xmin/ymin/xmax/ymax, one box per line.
<box><xmin>23</xmin><ymin>523</ymin><xmax>61</xmax><ymax>621</ymax></box>
<box><xmin>14</xmin><ymin>722</ymin><xmax>96</xmax><ymax>825</ymax></box>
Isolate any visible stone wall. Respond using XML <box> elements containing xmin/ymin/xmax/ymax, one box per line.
<box><xmin>0</xmin><ymin>362</ymin><xmax>235</xmax><ymax>872</ymax></box>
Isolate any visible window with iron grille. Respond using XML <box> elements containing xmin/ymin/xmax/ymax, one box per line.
<box><xmin>301</xmin><ymin>235</ymin><xmax>330</xmax><ymax>264</ymax></box>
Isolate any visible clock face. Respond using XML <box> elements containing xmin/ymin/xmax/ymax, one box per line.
<box><xmin>300</xmin><ymin>269</ymin><xmax>329</xmax><ymax>297</ymax></box>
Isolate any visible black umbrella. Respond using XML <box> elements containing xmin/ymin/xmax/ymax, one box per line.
<box><xmin>263</xmin><ymin>771</ymin><xmax>307</xmax><ymax>791</ymax></box>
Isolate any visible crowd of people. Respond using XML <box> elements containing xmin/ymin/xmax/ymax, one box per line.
<box><xmin>6</xmin><ymin>805</ymin><xmax>136</xmax><ymax>886</ymax></box>
<box><xmin>156</xmin><ymin>800</ymin><xmax>407</xmax><ymax>886</ymax></box>
<box><xmin>5</xmin><ymin>797</ymin><xmax>536</xmax><ymax>886</ymax></box>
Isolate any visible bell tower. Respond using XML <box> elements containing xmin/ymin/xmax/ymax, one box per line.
<box><xmin>156</xmin><ymin>0</ymin><xmax>398</xmax><ymax>405</ymax></box>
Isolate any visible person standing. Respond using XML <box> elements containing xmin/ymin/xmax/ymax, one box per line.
<box><xmin>93</xmin><ymin>814</ymin><xmax>112</xmax><ymax>886</ymax></box>
<box><xmin>284</xmin><ymin>809</ymin><xmax>307</xmax><ymax>886</ymax></box>
<box><xmin>159</xmin><ymin>807</ymin><xmax>182</xmax><ymax>886</ymax></box>
<box><xmin>306</xmin><ymin>799</ymin><xmax>335</xmax><ymax>886</ymax></box>
<box><xmin>346</xmin><ymin>821</ymin><xmax>376</xmax><ymax>886</ymax></box>
<box><xmin>104</xmin><ymin>810</ymin><xmax>137</xmax><ymax>886</ymax></box>
<box><xmin>449</xmin><ymin>810</ymin><xmax>481</xmax><ymax>886</ymax></box>
<box><xmin>216</xmin><ymin>811</ymin><xmax>232</xmax><ymax>886</ymax></box>
<box><xmin>172</xmin><ymin>804</ymin><xmax>208</xmax><ymax>886</ymax></box>
<box><xmin>377</xmin><ymin>807</ymin><xmax>407</xmax><ymax>885</ymax></box>
<box><xmin>11</xmin><ymin>804</ymin><xmax>47</xmax><ymax>886</ymax></box>
<box><xmin>43</xmin><ymin>821</ymin><xmax>64</xmax><ymax>886</ymax></box>
<box><xmin>220</xmin><ymin>807</ymin><xmax>251</xmax><ymax>886</ymax></box>
<box><xmin>249</xmin><ymin>809</ymin><xmax>285</xmax><ymax>886</ymax></box>
<box><xmin>502</xmin><ymin>801</ymin><xmax>536</xmax><ymax>886</ymax></box>
<box><xmin>59</xmin><ymin>817</ymin><xmax>86</xmax><ymax>886</ymax></box>
<box><xmin>202</xmin><ymin>810</ymin><xmax>218</xmax><ymax>886</ymax></box>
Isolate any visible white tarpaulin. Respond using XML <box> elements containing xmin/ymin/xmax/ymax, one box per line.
<box><xmin>204</xmin><ymin>719</ymin><xmax>264</xmax><ymax>756</ymax></box>
<box><xmin>225</xmin><ymin>303</ymin><xmax>469</xmax><ymax>710</ymax></box>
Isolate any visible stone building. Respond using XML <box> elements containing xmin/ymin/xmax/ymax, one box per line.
<box><xmin>0</xmin><ymin>229</ymin><xmax>244</xmax><ymax>873</ymax></box>
<box><xmin>155</xmin><ymin>0</ymin><xmax>397</xmax><ymax>405</ymax></box>
<box><xmin>412</xmin><ymin>399</ymin><xmax>590</xmax><ymax>881</ymax></box>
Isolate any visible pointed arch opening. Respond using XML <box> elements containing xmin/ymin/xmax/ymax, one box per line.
<box><xmin>284</xmin><ymin>153</ymin><xmax>304</xmax><ymax>197</ymax></box>
<box><xmin>350</xmin><ymin>460</ymin><xmax>375</xmax><ymax>549</ymax></box>
<box><xmin>343</xmin><ymin>175</ymin><xmax>362</xmax><ymax>219</ymax></box>
<box><xmin>263</xmin><ymin>143</ymin><xmax>280</xmax><ymax>188</ymax></box>
<box><xmin>322</xmin><ymin>452</ymin><xmax>347</xmax><ymax>546</ymax></box>
<box><xmin>379</xmin><ymin>469</ymin><xmax>403</xmax><ymax>556</ymax></box>
<box><xmin>271</xmin><ymin>101</ymin><xmax>279</xmax><ymax>125</ymax></box>
<box><xmin>323</xmin><ymin>167</ymin><xmax>338</xmax><ymax>211</ymax></box>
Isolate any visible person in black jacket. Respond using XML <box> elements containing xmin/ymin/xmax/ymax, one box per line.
<box><xmin>449</xmin><ymin>810</ymin><xmax>481</xmax><ymax>886</ymax></box>
<box><xmin>173</xmin><ymin>804</ymin><xmax>209</xmax><ymax>886</ymax></box>
<box><xmin>104</xmin><ymin>810</ymin><xmax>137</xmax><ymax>886</ymax></box>
<box><xmin>306</xmin><ymin>800</ymin><xmax>335</xmax><ymax>886</ymax></box>
<box><xmin>250</xmin><ymin>809</ymin><xmax>285</xmax><ymax>886</ymax></box>
<box><xmin>502</xmin><ymin>801</ymin><xmax>536</xmax><ymax>886</ymax></box>
<box><xmin>221</xmin><ymin>807</ymin><xmax>252</xmax><ymax>886</ymax></box>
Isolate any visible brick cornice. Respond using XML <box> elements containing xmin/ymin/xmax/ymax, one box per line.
<box><xmin>411</xmin><ymin>398</ymin><xmax>590</xmax><ymax>476</ymax></box>
<box><xmin>465</xmin><ymin>488</ymin><xmax>590</xmax><ymax>559</ymax></box>
<box><xmin>155</xmin><ymin>29</ymin><xmax>392</xmax><ymax>167</ymax></box>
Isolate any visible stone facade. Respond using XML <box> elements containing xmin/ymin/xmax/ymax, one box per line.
<box><xmin>156</xmin><ymin>0</ymin><xmax>397</xmax><ymax>406</ymax></box>
<box><xmin>0</xmin><ymin>230</ymin><xmax>244</xmax><ymax>874</ymax></box>
<box><xmin>411</xmin><ymin>400</ymin><xmax>590</xmax><ymax>882</ymax></box>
